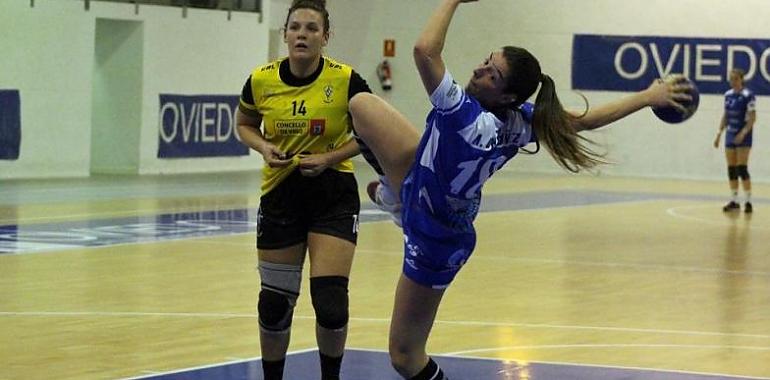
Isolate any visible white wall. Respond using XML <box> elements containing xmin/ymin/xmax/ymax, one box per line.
<box><xmin>0</xmin><ymin>0</ymin><xmax>268</xmax><ymax>179</ymax></box>
<box><xmin>3</xmin><ymin>0</ymin><xmax>768</xmax><ymax>182</ymax></box>
<box><xmin>91</xmin><ymin>18</ymin><xmax>144</xmax><ymax>174</ymax></box>
<box><xmin>318</xmin><ymin>0</ymin><xmax>769</xmax><ymax>183</ymax></box>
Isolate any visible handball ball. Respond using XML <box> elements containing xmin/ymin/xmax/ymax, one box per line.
<box><xmin>652</xmin><ymin>76</ymin><xmax>700</xmax><ymax>124</ymax></box>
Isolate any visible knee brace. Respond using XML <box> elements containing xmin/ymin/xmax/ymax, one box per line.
<box><xmin>310</xmin><ymin>276</ymin><xmax>349</xmax><ymax>331</ymax></box>
<box><xmin>728</xmin><ymin>166</ymin><xmax>739</xmax><ymax>181</ymax></box>
<box><xmin>737</xmin><ymin>165</ymin><xmax>750</xmax><ymax>180</ymax></box>
<box><xmin>257</xmin><ymin>261</ymin><xmax>302</xmax><ymax>333</ymax></box>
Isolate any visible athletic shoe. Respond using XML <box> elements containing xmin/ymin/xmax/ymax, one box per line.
<box><xmin>367</xmin><ymin>178</ymin><xmax>402</xmax><ymax>227</ymax></box>
<box><xmin>722</xmin><ymin>201</ymin><xmax>740</xmax><ymax>212</ymax></box>
<box><xmin>744</xmin><ymin>202</ymin><xmax>753</xmax><ymax>213</ymax></box>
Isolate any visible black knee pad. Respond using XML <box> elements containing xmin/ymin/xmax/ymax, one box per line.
<box><xmin>310</xmin><ymin>276</ymin><xmax>349</xmax><ymax>330</ymax></box>
<box><xmin>258</xmin><ymin>289</ymin><xmax>295</xmax><ymax>332</ymax></box>
<box><xmin>737</xmin><ymin>165</ymin><xmax>750</xmax><ymax>180</ymax></box>
<box><xmin>257</xmin><ymin>261</ymin><xmax>302</xmax><ymax>333</ymax></box>
<box><xmin>728</xmin><ymin>166</ymin><xmax>739</xmax><ymax>181</ymax></box>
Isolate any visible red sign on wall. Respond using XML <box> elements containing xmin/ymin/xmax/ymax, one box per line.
<box><xmin>383</xmin><ymin>39</ymin><xmax>396</xmax><ymax>57</ymax></box>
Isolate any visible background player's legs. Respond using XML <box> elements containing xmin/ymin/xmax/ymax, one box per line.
<box><xmin>388</xmin><ymin>274</ymin><xmax>446</xmax><ymax>379</ymax></box>
<box><xmin>349</xmin><ymin>93</ymin><xmax>421</xmax><ymax>196</ymax></box>
<box><xmin>736</xmin><ymin>147</ymin><xmax>752</xmax><ymax>211</ymax></box>
<box><xmin>723</xmin><ymin>148</ymin><xmax>739</xmax><ymax>211</ymax></box>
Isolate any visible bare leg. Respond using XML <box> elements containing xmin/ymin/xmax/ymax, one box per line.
<box><xmin>307</xmin><ymin>232</ymin><xmax>356</xmax><ymax>358</ymax></box>
<box><xmin>349</xmin><ymin>93</ymin><xmax>421</xmax><ymax>196</ymax></box>
<box><xmin>725</xmin><ymin>148</ymin><xmax>738</xmax><ymax>194</ymax></box>
<box><xmin>736</xmin><ymin>147</ymin><xmax>752</xmax><ymax>194</ymax></box>
<box><xmin>388</xmin><ymin>274</ymin><xmax>446</xmax><ymax>378</ymax></box>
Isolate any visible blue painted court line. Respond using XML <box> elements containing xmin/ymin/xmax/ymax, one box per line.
<box><xmin>123</xmin><ymin>348</ymin><xmax>769</xmax><ymax>380</ymax></box>
<box><xmin>0</xmin><ymin>190</ymin><xmax>750</xmax><ymax>255</ymax></box>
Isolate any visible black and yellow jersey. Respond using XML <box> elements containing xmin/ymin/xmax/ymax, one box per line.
<box><xmin>239</xmin><ymin>56</ymin><xmax>371</xmax><ymax>194</ymax></box>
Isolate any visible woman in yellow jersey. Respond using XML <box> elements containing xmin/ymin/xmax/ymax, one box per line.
<box><xmin>235</xmin><ymin>1</ymin><xmax>376</xmax><ymax>379</ymax></box>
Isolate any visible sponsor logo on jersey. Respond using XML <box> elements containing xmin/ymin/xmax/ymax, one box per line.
<box><xmin>309</xmin><ymin>119</ymin><xmax>326</xmax><ymax>136</ymax></box>
<box><xmin>275</xmin><ymin>120</ymin><xmax>308</xmax><ymax>135</ymax></box>
<box><xmin>323</xmin><ymin>84</ymin><xmax>334</xmax><ymax>104</ymax></box>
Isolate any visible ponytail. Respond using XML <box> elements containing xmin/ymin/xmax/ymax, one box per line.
<box><xmin>532</xmin><ymin>74</ymin><xmax>605</xmax><ymax>173</ymax></box>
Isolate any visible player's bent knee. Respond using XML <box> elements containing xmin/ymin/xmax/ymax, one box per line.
<box><xmin>349</xmin><ymin>92</ymin><xmax>376</xmax><ymax>112</ymax></box>
<box><xmin>258</xmin><ymin>261</ymin><xmax>302</xmax><ymax>332</ymax></box>
<box><xmin>310</xmin><ymin>276</ymin><xmax>349</xmax><ymax>330</ymax></box>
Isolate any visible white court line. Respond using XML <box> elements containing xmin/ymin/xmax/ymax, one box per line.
<box><xmin>0</xmin><ymin>206</ymin><xmax>385</xmax><ymax>226</ymax></box>
<box><xmin>666</xmin><ymin>204</ymin><xmax>769</xmax><ymax>230</ymax></box>
<box><xmin>0</xmin><ymin>205</ymin><xmax>254</xmax><ymax>225</ymax></box>
<box><xmin>2</xmin><ymin>311</ymin><xmax>769</xmax><ymax>340</ymax></box>
<box><xmin>119</xmin><ymin>347</ymin><xmax>319</xmax><ymax>380</ymax></box>
<box><xmin>434</xmin><ymin>347</ymin><xmax>770</xmax><ymax>380</ymax></box>
<box><xmin>444</xmin><ymin>343</ymin><xmax>770</xmax><ymax>356</ymax></box>
<box><xmin>331</xmin><ymin>347</ymin><xmax>770</xmax><ymax>380</ymax></box>
<box><xmin>355</xmin><ymin>248</ymin><xmax>770</xmax><ymax>277</ymax></box>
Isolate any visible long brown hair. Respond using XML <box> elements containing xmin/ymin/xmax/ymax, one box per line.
<box><xmin>285</xmin><ymin>0</ymin><xmax>330</xmax><ymax>34</ymax></box>
<box><xmin>502</xmin><ymin>46</ymin><xmax>605</xmax><ymax>172</ymax></box>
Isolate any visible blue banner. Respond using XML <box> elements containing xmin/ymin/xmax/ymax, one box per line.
<box><xmin>572</xmin><ymin>35</ymin><xmax>770</xmax><ymax>95</ymax></box>
<box><xmin>0</xmin><ymin>90</ymin><xmax>21</xmax><ymax>160</ymax></box>
<box><xmin>158</xmin><ymin>94</ymin><xmax>248</xmax><ymax>158</ymax></box>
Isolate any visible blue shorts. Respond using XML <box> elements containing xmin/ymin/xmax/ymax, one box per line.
<box><xmin>400</xmin><ymin>228</ymin><xmax>474</xmax><ymax>289</ymax></box>
<box><xmin>399</xmin><ymin>172</ymin><xmax>476</xmax><ymax>289</ymax></box>
<box><xmin>726</xmin><ymin>131</ymin><xmax>752</xmax><ymax>148</ymax></box>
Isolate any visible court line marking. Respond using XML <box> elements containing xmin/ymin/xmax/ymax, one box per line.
<box><xmin>355</xmin><ymin>248</ymin><xmax>770</xmax><ymax>277</ymax></box>
<box><xmin>444</xmin><ymin>343</ymin><xmax>770</xmax><ymax>355</ymax></box>
<box><xmin>349</xmin><ymin>347</ymin><xmax>770</xmax><ymax>380</ymax></box>
<box><xmin>117</xmin><ymin>346</ymin><xmax>770</xmax><ymax>380</ymax></box>
<box><xmin>0</xmin><ymin>207</ymin><xmax>383</xmax><ymax>225</ymax></box>
<box><xmin>0</xmin><ymin>205</ymin><xmax>256</xmax><ymax>225</ymax></box>
<box><xmin>120</xmin><ymin>348</ymin><xmax>318</xmax><ymax>380</ymax></box>
<box><xmin>2</xmin><ymin>311</ymin><xmax>769</xmax><ymax>340</ymax></box>
<box><xmin>666</xmin><ymin>204</ymin><xmax>770</xmax><ymax>230</ymax></box>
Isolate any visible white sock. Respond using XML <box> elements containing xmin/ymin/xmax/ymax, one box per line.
<box><xmin>745</xmin><ymin>192</ymin><xmax>752</xmax><ymax>203</ymax></box>
<box><xmin>731</xmin><ymin>191</ymin><xmax>738</xmax><ymax>202</ymax></box>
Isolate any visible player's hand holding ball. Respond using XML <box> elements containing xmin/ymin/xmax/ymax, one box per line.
<box><xmin>649</xmin><ymin>74</ymin><xmax>700</xmax><ymax>124</ymax></box>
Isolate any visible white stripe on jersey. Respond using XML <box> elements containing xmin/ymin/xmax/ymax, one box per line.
<box><xmin>430</xmin><ymin>70</ymin><xmax>465</xmax><ymax>113</ymax></box>
<box><xmin>419</xmin><ymin>122</ymin><xmax>441</xmax><ymax>172</ymax></box>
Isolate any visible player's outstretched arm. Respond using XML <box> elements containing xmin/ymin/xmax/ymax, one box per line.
<box><xmin>571</xmin><ymin>75</ymin><xmax>693</xmax><ymax>132</ymax></box>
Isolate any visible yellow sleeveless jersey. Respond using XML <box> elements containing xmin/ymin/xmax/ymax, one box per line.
<box><xmin>240</xmin><ymin>57</ymin><xmax>356</xmax><ymax>194</ymax></box>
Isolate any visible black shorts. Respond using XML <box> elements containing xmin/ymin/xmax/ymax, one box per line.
<box><xmin>257</xmin><ymin>169</ymin><xmax>360</xmax><ymax>249</ymax></box>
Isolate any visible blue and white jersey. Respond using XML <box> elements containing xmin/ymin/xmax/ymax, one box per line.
<box><xmin>401</xmin><ymin>70</ymin><xmax>536</xmax><ymax>241</ymax></box>
<box><xmin>724</xmin><ymin>88</ymin><xmax>755</xmax><ymax>133</ymax></box>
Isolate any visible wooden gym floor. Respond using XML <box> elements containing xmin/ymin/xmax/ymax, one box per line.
<box><xmin>1</xmin><ymin>166</ymin><xmax>768</xmax><ymax>379</ymax></box>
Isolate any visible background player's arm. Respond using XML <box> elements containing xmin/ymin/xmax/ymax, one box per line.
<box><xmin>236</xmin><ymin>109</ymin><xmax>292</xmax><ymax>168</ymax></box>
<box><xmin>714</xmin><ymin>113</ymin><xmax>727</xmax><ymax>148</ymax></box>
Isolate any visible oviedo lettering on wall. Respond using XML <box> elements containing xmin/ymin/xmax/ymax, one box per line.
<box><xmin>158</xmin><ymin>94</ymin><xmax>248</xmax><ymax>158</ymax></box>
<box><xmin>572</xmin><ymin>35</ymin><xmax>770</xmax><ymax>95</ymax></box>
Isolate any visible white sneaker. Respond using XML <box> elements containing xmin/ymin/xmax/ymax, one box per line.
<box><xmin>366</xmin><ymin>177</ymin><xmax>402</xmax><ymax>227</ymax></box>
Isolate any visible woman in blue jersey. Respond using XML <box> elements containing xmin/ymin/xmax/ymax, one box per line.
<box><xmin>349</xmin><ymin>1</ymin><xmax>693</xmax><ymax>379</ymax></box>
<box><xmin>714</xmin><ymin>68</ymin><xmax>756</xmax><ymax>213</ymax></box>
